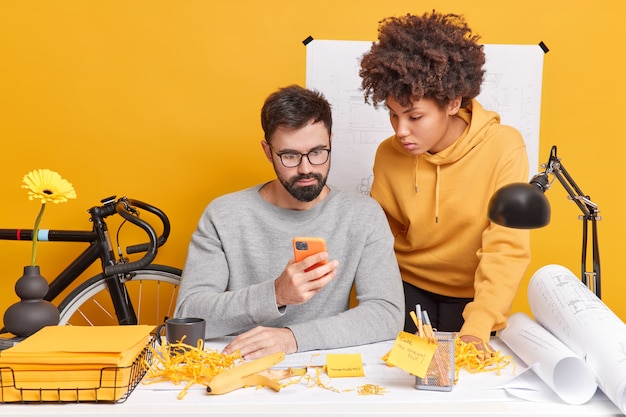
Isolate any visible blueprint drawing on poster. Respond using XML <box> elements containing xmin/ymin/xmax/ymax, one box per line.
<box><xmin>306</xmin><ymin>40</ymin><xmax>544</xmax><ymax>194</ymax></box>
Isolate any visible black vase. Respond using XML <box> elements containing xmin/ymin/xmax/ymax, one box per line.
<box><xmin>3</xmin><ymin>265</ymin><xmax>60</xmax><ymax>337</ymax></box>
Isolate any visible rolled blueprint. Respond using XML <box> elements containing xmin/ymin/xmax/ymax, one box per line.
<box><xmin>499</xmin><ymin>312</ymin><xmax>597</xmax><ymax>404</ymax></box>
<box><xmin>527</xmin><ymin>264</ymin><xmax>626</xmax><ymax>414</ymax></box>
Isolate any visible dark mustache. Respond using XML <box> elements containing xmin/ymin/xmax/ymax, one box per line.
<box><xmin>295</xmin><ymin>174</ymin><xmax>319</xmax><ymax>180</ymax></box>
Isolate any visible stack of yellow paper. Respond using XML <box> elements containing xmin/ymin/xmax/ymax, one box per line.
<box><xmin>0</xmin><ymin>325</ymin><xmax>154</xmax><ymax>402</ymax></box>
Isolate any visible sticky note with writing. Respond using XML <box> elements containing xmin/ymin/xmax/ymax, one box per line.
<box><xmin>385</xmin><ymin>331</ymin><xmax>437</xmax><ymax>378</ymax></box>
<box><xmin>325</xmin><ymin>353</ymin><xmax>365</xmax><ymax>378</ymax></box>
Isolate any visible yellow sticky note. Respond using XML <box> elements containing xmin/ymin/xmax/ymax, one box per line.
<box><xmin>325</xmin><ymin>353</ymin><xmax>365</xmax><ymax>378</ymax></box>
<box><xmin>385</xmin><ymin>331</ymin><xmax>437</xmax><ymax>378</ymax></box>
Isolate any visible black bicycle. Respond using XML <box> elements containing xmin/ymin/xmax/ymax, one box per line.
<box><xmin>0</xmin><ymin>196</ymin><xmax>182</xmax><ymax>328</ymax></box>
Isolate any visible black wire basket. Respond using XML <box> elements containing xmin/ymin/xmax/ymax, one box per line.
<box><xmin>0</xmin><ymin>336</ymin><xmax>155</xmax><ymax>404</ymax></box>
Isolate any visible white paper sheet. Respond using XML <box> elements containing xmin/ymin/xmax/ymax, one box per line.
<box><xmin>519</xmin><ymin>264</ymin><xmax>626</xmax><ymax>413</ymax></box>
<box><xmin>499</xmin><ymin>311</ymin><xmax>597</xmax><ymax>404</ymax></box>
<box><xmin>305</xmin><ymin>40</ymin><xmax>544</xmax><ymax>194</ymax></box>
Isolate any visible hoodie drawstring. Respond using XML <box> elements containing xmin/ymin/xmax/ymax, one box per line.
<box><xmin>435</xmin><ymin>165</ymin><xmax>440</xmax><ymax>224</ymax></box>
<box><xmin>414</xmin><ymin>157</ymin><xmax>440</xmax><ymax>223</ymax></box>
<box><xmin>414</xmin><ymin>157</ymin><xmax>419</xmax><ymax>193</ymax></box>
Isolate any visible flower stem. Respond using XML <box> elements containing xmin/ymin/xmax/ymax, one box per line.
<box><xmin>31</xmin><ymin>203</ymin><xmax>46</xmax><ymax>266</ymax></box>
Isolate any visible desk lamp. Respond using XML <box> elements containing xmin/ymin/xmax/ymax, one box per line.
<box><xmin>487</xmin><ymin>145</ymin><xmax>602</xmax><ymax>297</ymax></box>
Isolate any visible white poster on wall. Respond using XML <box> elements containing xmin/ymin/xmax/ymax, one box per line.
<box><xmin>306</xmin><ymin>40</ymin><xmax>545</xmax><ymax>194</ymax></box>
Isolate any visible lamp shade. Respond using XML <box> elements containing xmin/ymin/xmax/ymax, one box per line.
<box><xmin>488</xmin><ymin>183</ymin><xmax>551</xmax><ymax>229</ymax></box>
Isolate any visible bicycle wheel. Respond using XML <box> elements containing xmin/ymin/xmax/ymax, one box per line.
<box><xmin>57</xmin><ymin>265</ymin><xmax>182</xmax><ymax>326</ymax></box>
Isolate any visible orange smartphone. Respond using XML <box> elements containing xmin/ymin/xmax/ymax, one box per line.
<box><xmin>292</xmin><ymin>237</ymin><xmax>327</xmax><ymax>272</ymax></box>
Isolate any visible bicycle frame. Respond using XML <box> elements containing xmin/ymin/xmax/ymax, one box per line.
<box><xmin>0</xmin><ymin>195</ymin><xmax>171</xmax><ymax>327</ymax></box>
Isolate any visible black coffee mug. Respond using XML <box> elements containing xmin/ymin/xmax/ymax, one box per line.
<box><xmin>155</xmin><ymin>317</ymin><xmax>206</xmax><ymax>348</ymax></box>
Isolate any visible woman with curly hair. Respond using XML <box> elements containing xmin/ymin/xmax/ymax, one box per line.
<box><xmin>359</xmin><ymin>11</ymin><xmax>531</xmax><ymax>353</ymax></box>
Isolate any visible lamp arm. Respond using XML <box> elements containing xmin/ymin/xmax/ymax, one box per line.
<box><xmin>551</xmin><ymin>164</ymin><xmax>599</xmax><ymax>219</ymax></box>
<box><xmin>542</xmin><ymin>145</ymin><xmax>599</xmax><ymax>220</ymax></box>
<box><xmin>543</xmin><ymin>145</ymin><xmax>601</xmax><ymax>297</ymax></box>
<box><xmin>590</xmin><ymin>216</ymin><xmax>601</xmax><ymax>297</ymax></box>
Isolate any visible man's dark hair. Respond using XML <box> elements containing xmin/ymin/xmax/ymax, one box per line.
<box><xmin>261</xmin><ymin>85</ymin><xmax>332</xmax><ymax>143</ymax></box>
<box><xmin>359</xmin><ymin>11</ymin><xmax>485</xmax><ymax>109</ymax></box>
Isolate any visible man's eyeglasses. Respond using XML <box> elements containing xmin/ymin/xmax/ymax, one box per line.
<box><xmin>267</xmin><ymin>144</ymin><xmax>331</xmax><ymax>168</ymax></box>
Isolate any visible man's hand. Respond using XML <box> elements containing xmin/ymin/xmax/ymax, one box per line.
<box><xmin>222</xmin><ymin>326</ymin><xmax>297</xmax><ymax>360</ymax></box>
<box><xmin>274</xmin><ymin>252</ymin><xmax>338</xmax><ymax>307</ymax></box>
<box><xmin>459</xmin><ymin>334</ymin><xmax>494</xmax><ymax>360</ymax></box>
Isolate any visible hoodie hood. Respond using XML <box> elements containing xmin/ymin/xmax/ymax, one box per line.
<box><xmin>390</xmin><ymin>99</ymin><xmax>501</xmax><ymax>166</ymax></box>
<box><xmin>388</xmin><ymin>99</ymin><xmax>502</xmax><ymax>222</ymax></box>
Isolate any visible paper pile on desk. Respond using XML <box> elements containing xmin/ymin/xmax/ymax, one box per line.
<box><xmin>499</xmin><ymin>264</ymin><xmax>626</xmax><ymax>414</ymax></box>
<box><xmin>0</xmin><ymin>325</ymin><xmax>153</xmax><ymax>402</ymax></box>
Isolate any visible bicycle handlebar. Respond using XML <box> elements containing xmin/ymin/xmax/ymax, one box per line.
<box><xmin>124</xmin><ymin>199</ymin><xmax>171</xmax><ymax>254</ymax></box>
<box><xmin>0</xmin><ymin>196</ymin><xmax>173</xmax><ymax>278</ymax></box>
<box><xmin>103</xmin><ymin>197</ymin><xmax>172</xmax><ymax>277</ymax></box>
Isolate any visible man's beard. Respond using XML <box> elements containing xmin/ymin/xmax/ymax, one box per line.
<box><xmin>279</xmin><ymin>172</ymin><xmax>327</xmax><ymax>202</ymax></box>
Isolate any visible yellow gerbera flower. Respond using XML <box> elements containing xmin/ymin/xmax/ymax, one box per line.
<box><xmin>22</xmin><ymin>169</ymin><xmax>77</xmax><ymax>204</ymax></box>
<box><xmin>22</xmin><ymin>169</ymin><xmax>77</xmax><ymax>266</ymax></box>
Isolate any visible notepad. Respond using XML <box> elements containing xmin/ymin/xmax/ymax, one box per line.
<box><xmin>385</xmin><ymin>331</ymin><xmax>437</xmax><ymax>378</ymax></box>
<box><xmin>326</xmin><ymin>353</ymin><xmax>365</xmax><ymax>378</ymax></box>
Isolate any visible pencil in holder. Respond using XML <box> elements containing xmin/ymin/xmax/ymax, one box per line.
<box><xmin>415</xmin><ymin>331</ymin><xmax>455</xmax><ymax>391</ymax></box>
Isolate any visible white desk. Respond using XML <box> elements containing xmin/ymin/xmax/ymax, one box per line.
<box><xmin>1</xmin><ymin>338</ymin><xmax>624</xmax><ymax>416</ymax></box>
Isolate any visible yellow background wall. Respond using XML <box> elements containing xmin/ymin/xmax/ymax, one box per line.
<box><xmin>1</xmin><ymin>0</ymin><xmax>625</xmax><ymax>327</ymax></box>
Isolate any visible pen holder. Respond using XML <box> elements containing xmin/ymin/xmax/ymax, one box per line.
<box><xmin>415</xmin><ymin>331</ymin><xmax>455</xmax><ymax>392</ymax></box>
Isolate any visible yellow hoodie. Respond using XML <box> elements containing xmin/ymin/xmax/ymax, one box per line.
<box><xmin>370</xmin><ymin>99</ymin><xmax>531</xmax><ymax>341</ymax></box>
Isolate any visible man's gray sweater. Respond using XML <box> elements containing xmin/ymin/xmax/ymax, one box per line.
<box><xmin>175</xmin><ymin>184</ymin><xmax>404</xmax><ymax>352</ymax></box>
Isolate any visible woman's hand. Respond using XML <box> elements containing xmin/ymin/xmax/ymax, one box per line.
<box><xmin>459</xmin><ymin>334</ymin><xmax>494</xmax><ymax>360</ymax></box>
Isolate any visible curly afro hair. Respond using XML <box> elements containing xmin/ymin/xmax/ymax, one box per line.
<box><xmin>359</xmin><ymin>11</ymin><xmax>485</xmax><ymax>109</ymax></box>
